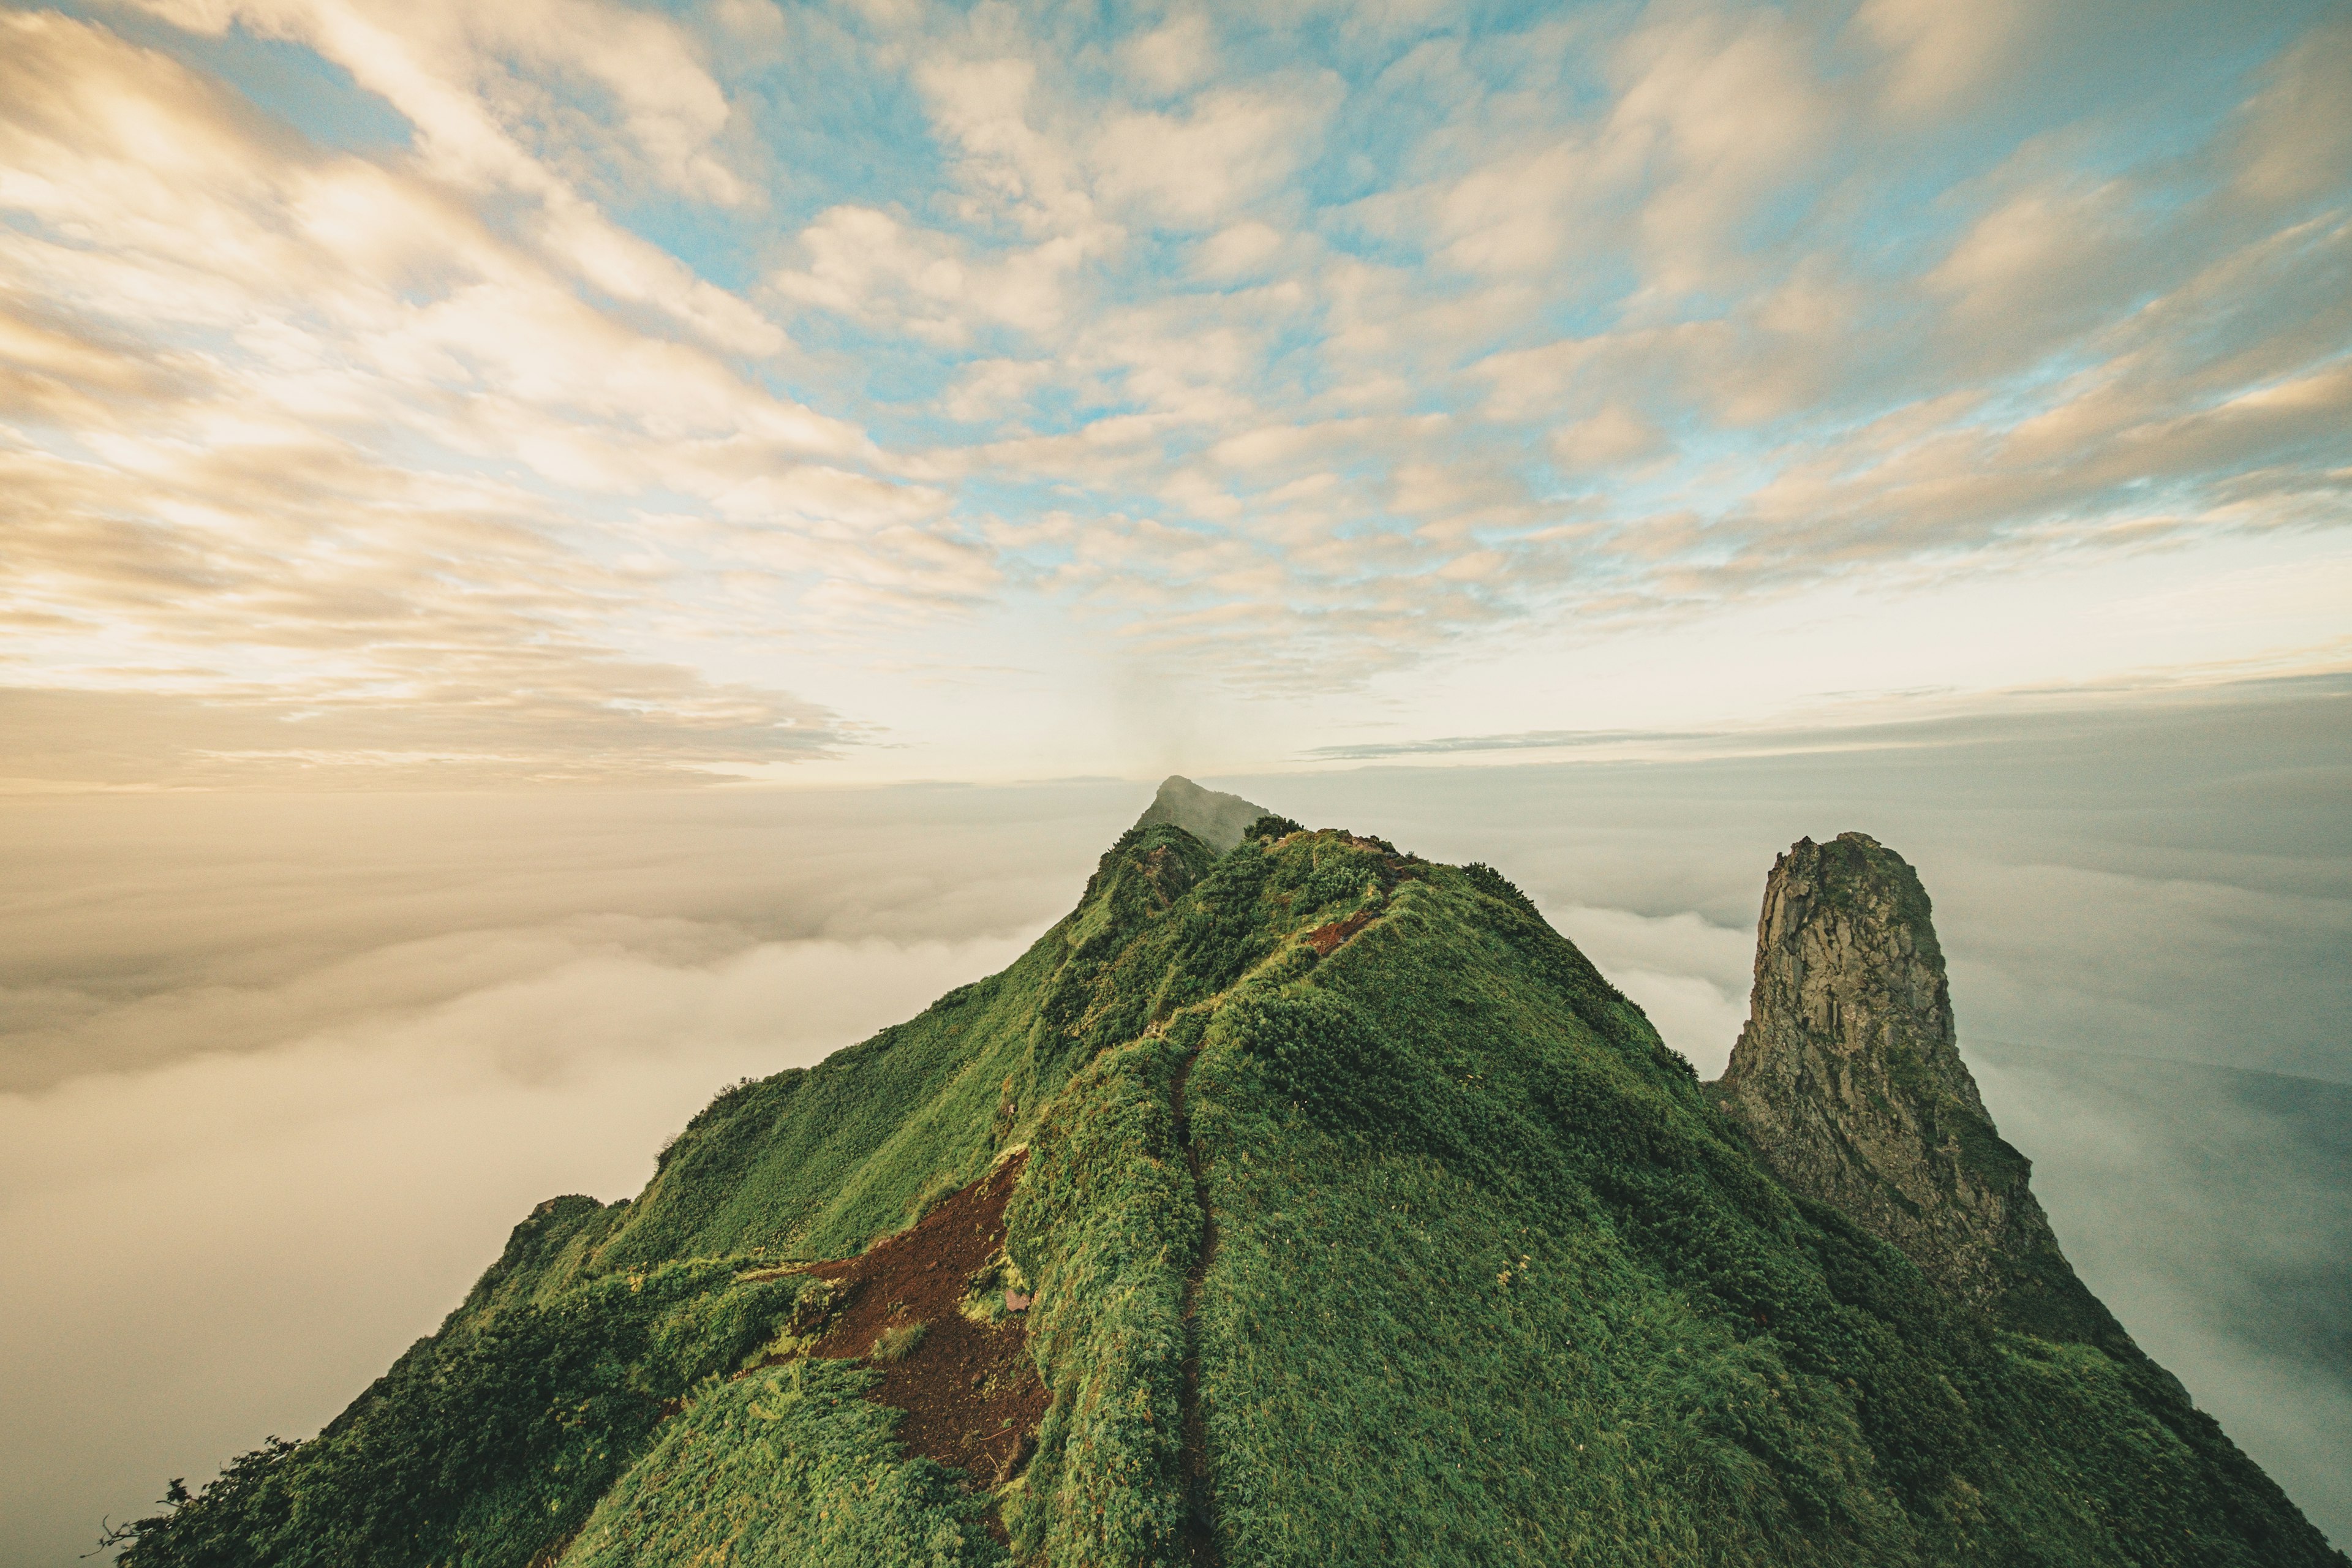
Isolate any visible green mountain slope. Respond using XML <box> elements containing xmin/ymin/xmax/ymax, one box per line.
<box><xmin>108</xmin><ymin>797</ymin><xmax>2343</xmax><ymax>1568</ymax></box>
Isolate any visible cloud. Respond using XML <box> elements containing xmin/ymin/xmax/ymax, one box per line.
<box><xmin>1192</xmin><ymin>219</ymin><xmax>1289</xmax><ymax>282</ymax></box>
<box><xmin>1852</xmin><ymin>0</ymin><xmax>2037</xmax><ymax>118</ymax></box>
<box><xmin>1545</xmin><ymin>904</ymin><xmax>1754</xmax><ymax>1075</ymax></box>
<box><xmin>0</xmin><ymin>10</ymin><xmax>1037</xmax><ymax>778</ymax></box>
<box><xmin>0</xmin><ymin>682</ymin><xmax>853</xmax><ymax>791</ymax></box>
<box><xmin>769</xmin><ymin>202</ymin><xmax>1104</xmax><ymax>345</ymax></box>
<box><xmin>0</xmin><ymin>930</ymin><xmax>1031</xmax><ymax>1563</ymax></box>
<box><xmin>1090</xmin><ymin>75</ymin><xmax>1343</xmax><ymax>230</ymax></box>
<box><xmin>2220</xmin><ymin>13</ymin><xmax>2352</xmax><ymax>213</ymax></box>
<box><xmin>127</xmin><ymin>0</ymin><xmax>749</xmax><ymax>204</ymax></box>
<box><xmin>4</xmin><ymin>1</ymin><xmax>2350</xmax><ymax>764</ymax></box>
<box><xmin>1303</xmin><ymin>725</ymin><xmax>1716</xmax><ymax>761</ymax></box>
<box><xmin>0</xmin><ymin>780</ymin><xmax>1134</xmax><ymax>1053</ymax></box>
<box><xmin>1604</xmin><ymin>6</ymin><xmax>1836</xmax><ymax>296</ymax></box>
<box><xmin>1550</xmin><ymin>404</ymin><xmax>1667</xmax><ymax>469</ymax></box>
<box><xmin>1117</xmin><ymin>12</ymin><xmax>1218</xmax><ymax>100</ymax></box>
<box><xmin>1716</xmin><ymin>217</ymin><xmax>2352</xmax><ymax>577</ymax></box>
<box><xmin>1974</xmin><ymin>1047</ymin><xmax>2352</xmax><ymax>1540</ymax></box>
<box><xmin>912</xmin><ymin>52</ymin><xmax>1108</xmax><ymax>244</ymax></box>
<box><xmin>1921</xmin><ymin>176</ymin><xmax>2144</xmax><ymax>341</ymax></box>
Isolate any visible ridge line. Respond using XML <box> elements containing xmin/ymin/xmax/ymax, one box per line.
<box><xmin>1170</xmin><ymin>1042</ymin><xmax>1223</xmax><ymax>1568</ymax></box>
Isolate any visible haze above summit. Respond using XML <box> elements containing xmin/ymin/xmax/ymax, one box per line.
<box><xmin>4</xmin><ymin>0</ymin><xmax>2351</xmax><ymax>788</ymax></box>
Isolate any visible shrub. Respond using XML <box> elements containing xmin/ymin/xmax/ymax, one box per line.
<box><xmin>870</xmin><ymin>1321</ymin><xmax>927</xmax><ymax>1364</ymax></box>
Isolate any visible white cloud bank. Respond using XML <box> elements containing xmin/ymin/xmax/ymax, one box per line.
<box><xmin>0</xmin><ymin>929</ymin><xmax>1028</xmax><ymax>1567</ymax></box>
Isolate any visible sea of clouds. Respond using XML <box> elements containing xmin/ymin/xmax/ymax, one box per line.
<box><xmin>4</xmin><ymin>687</ymin><xmax>2346</xmax><ymax>1562</ymax></box>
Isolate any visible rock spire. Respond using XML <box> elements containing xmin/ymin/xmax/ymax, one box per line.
<box><xmin>1716</xmin><ymin>832</ymin><xmax>2114</xmax><ymax>1341</ymax></box>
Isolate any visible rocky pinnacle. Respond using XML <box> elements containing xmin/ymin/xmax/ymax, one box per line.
<box><xmin>1716</xmin><ymin>833</ymin><xmax>2117</xmax><ymax>1342</ymax></box>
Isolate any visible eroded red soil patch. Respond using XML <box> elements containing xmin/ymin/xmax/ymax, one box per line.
<box><xmin>748</xmin><ymin>1154</ymin><xmax>1047</xmax><ymax>1487</ymax></box>
<box><xmin>1305</xmin><ymin>908</ymin><xmax>1379</xmax><ymax>955</ymax></box>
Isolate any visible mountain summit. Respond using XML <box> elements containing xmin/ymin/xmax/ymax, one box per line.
<box><xmin>110</xmin><ymin>809</ymin><xmax>2343</xmax><ymax>1567</ymax></box>
<box><xmin>1131</xmin><ymin>775</ymin><xmax>1270</xmax><ymax>853</ymax></box>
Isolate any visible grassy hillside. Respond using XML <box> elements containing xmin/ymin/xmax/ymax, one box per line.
<box><xmin>1176</xmin><ymin>850</ymin><xmax>2324</xmax><ymax>1566</ymax></box>
<box><xmin>110</xmin><ymin>818</ymin><xmax>2344</xmax><ymax>1568</ymax></box>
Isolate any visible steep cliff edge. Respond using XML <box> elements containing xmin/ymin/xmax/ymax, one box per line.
<box><xmin>1714</xmin><ymin>832</ymin><xmax>2116</xmax><ymax>1342</ymax></box>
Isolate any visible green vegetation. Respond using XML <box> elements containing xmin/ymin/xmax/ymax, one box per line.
<box><xmin>110</xmin><ymin>812</ymin><xmax>2346</xmax><ymax>1568</ymax></box>
<box><xmin>1182</xmin><ymin>858</ymin><xmax>2328</xmax><ymax>1565</ymax></box>
<box><xmin>1003</xmin><ymin>1027</ymin><xmax>1202</xmax><ymax>1567</ymax></box>
<box><xmin>107</xmin><ymin>1256</ymin><xmax>812</xmax><ymax>1567</ymax></box>
<box><xmin>871</xmin><ymin>1321</ymin><xmax>928</xmax><ymax>1364</ymax></box>
<box><xmin>558</xmin><ymin>1360</ymin><xmax>998</xmax><ymax>1568</ymax></box>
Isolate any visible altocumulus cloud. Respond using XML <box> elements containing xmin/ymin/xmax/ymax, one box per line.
<box><xmin>3</xmin><ymin>0</ymin><xmax>2350</xmax><ymax>781</ymax></box>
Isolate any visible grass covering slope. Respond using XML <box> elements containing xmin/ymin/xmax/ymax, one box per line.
<box><xmin>584</xmin><ymin>821</ymin><xmax>1222</xmax><ymax>1273</ymax></box>
<box><xmin>110</xmin><ymin>818</ymin><xmax>2346</xmax><ymax>1568</ymax></box>
<box><xmin>557</xmin><ymin>1359</ymin><xmax>999</xmax><ymax>1568</ymax></box>
<box><xmin>1178</xmin><ymin>850</ymin><xmax>2334</xmax><ymax>1566</ymax></box>
<box><xmin>108</xmin><ymin>824</ymin><xmax>1222</xmax><ymax>1568</ymax></box>
<box><xmin>1002</xmin><ymin>1027</ymin><xmax>1202</xmax><ymax>1566</ymax></box>
<box><xmin>104</xmin><ymin>1257</ymin><xmax>812</xmax><ymax>1568</ymax></box>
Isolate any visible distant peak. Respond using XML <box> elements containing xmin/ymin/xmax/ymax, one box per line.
<box><xmin>1132</xmin><ymin>775</ymin><xmax>1270</xmax><ymax>854</ymax></box>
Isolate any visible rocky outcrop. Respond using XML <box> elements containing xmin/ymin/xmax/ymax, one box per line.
<box><xmin>1133</xmin><ymin>775</ymin><xmax>1269</xmax><ymax>854</ymax></box>
<box><xmin>1716</xmin><ymin>832</ymin><xmax>2116</xmax><ymax>1341</ymax></box>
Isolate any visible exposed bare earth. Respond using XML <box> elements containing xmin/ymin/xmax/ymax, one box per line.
<box><xmin>1304</xmin><ymin>907</ymin><xmax>1378</xmax><ymax>956</ymax></box>
<box><xmin>742</xmin><ymin>1154</ymin><xmax>1048</xmax><ymax>1488</ymax></box>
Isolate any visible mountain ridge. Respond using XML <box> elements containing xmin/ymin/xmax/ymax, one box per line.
<box><xmin>105</xmin><ymin>788</ymin><xmax>2346</xmax><ymax>1567</ymax></box>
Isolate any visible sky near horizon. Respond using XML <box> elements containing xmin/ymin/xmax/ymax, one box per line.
<box><xmin>5</xmin><ymin>0</ymin><xmax>2351</xmax><ymax>787</ymax></box>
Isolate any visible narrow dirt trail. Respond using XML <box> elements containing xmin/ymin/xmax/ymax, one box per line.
<box><xmin>1170</xmin><ymin>1048</ymin><xmax>1223</xmax><ymax>1568</ymax></box>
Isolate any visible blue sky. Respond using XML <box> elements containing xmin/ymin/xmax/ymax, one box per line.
<box><xmin>2</xmin><ymin>0</ymin><xmax>2349</xmax><ymax>783</ymax></box>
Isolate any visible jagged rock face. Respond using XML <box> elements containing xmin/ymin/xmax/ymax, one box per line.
<box><xmin>1132</xmin><ymin>774</ymin><xmax>1269</xmax><ymax>854</ymax></box>
<box><xmin>1717</xmin><ymin>833</ymin><xmax>2106</xmax><ymax>1338</ymax></box>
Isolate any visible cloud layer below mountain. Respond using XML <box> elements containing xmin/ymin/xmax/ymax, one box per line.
<box><xmin>4</xmin><ymin>682</ymin><xmax>2345</xmax><ymax>1559</ymax></box>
